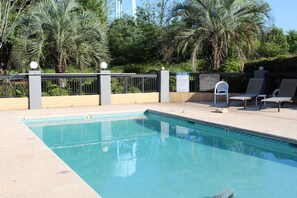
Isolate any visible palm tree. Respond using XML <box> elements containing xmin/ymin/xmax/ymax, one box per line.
<box><xmin>171</xmin><ymin>0</ymin><xmax>270</xmax><ymax>71</ymax></box>
<box><xmin>13</xmin><ymin>0</ymin><xmax>109</xmax><ymax>73</ymax></box>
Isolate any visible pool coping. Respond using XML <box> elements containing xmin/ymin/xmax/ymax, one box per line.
<box><xmin>147</xmin><ymin>109</ymin><xmax>297</xmax><ymax>145</ymax></box>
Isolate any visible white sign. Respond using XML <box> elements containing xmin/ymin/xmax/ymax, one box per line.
<box><xmin>176</xmin><ymin>72</ymin><xmax>189</xmax><ymax>92</ymax></box>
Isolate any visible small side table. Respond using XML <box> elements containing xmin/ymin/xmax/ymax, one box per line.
<box><xmin>256</xmin><ymin>94</ymin><xmax>266</xmax><ymax>107</ymax></box>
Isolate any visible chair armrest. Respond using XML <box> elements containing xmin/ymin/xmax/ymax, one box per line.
<box><xmin>272</xmin><ymin>88</ymin><xmax>279</xmax><ymax>97</ymax></box>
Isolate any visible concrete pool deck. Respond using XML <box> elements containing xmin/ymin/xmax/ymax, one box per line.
<box><xmin>1</xmin><ymin>102</ymin><xmax>297</xmax><ymax>198</ymax></box>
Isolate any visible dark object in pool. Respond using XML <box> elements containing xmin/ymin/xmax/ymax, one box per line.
<box><xmin>212</xmin><ymin>188</ymin><xmax>234</xmax><ymax>198</ymax></box>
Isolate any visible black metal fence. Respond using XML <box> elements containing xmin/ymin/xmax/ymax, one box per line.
<box><xmin>111</xmin><ymin>74</ymin><xmax>158</xmax><ymax>94</ymax></box>
<box><xmin>0</xmin><ymin>75</ymin><xmax>28</xmax><ymax>98</ymax></box>
<box><xmin>170</xmin><ymin>72</ymin><xmax>253</xmax><ymax>93</ymax></box>
<box><xmin>1</xmin><ymin>72</ymin><xmax>297</xmax><ymax>98</ymax></box>
<box><xmin>41</xmin><ymin>74</ymin><xmax>159</xmax><ymax>96</ymax></box>
<box><xmin>0</xmin><ymin>73</ymin><xmax>159</xmax><ymax>98</ymax></box>
<box><xmin>266</xmin><ymin>72</ymin><xmax>297</xmax><ymax>94</ymax></box>
<box><xmin>41</xmin><ymin>74</ymin><xmax>98</xmax><ymax>96</ymax></box>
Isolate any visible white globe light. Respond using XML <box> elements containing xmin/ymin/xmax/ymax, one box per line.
<box><xmin>100</xmin><ymin>62</ymin><xmax>108</xmax><ymax>69</ymax></box>
<box><xmin>161</xmin><ymin>66</ymin><xmax>165</xmax><ymax>70</ymax></box>
<box><xmin>29</xmin><ymin>61</ymin><xmax>38</xmax><ymax>70</ymax></box>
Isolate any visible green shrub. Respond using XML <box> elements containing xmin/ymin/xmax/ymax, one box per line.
<box><xmin>42</xmin><ymin>83</ymin><xmax>69</xmax><ymax>96</ymax></box>
<box><xmin>123</xmin><ymin>64</ymin><xmax>147</xmax><ymax>74</ymax></box>
<box><xmin>244</xmin><ymin>55</ymin><xmax>297</xmax><ymax>72</ymax></box>
<box><xmin>111</xmin><ymin>78</ymin><xmax>125</xmax><ymax>93</ymax></box>
<box><xmin>128</xmin><ymin>86</ymin><xmax>141</xmax><ymax>93</ymax></box>
<box><xmin>220</xmin><ymin>59</ymin><xmax>242</xmax><ymax>72</ymax></box>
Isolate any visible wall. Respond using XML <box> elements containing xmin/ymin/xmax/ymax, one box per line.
<box><xmin>170</xmin><ymin>92</ymin><xmax>212</xmax><ymax>102</ymax></box>
<box><xmin>0</xmin><ymin>98</ymin><xmax>28</xmax><ymax>110</ymax></box>
<box><xmin>42</xmin><ymin>95</ymin><xmax>99</xmax><ymax>108</ymax></box>
<box><xmin>0</xmin><ymin>92</ymin><xmax>241</xmax><ymax>110</ymax></box>
<box><xmin>112</xmin><ymin>93</ymin><xmax>159</xmax><ymax>104</ymax></box>
<box><xmin>170</xmin><ymin>92</ymin><xmax>239</xmax><ymax>103</ymax></box>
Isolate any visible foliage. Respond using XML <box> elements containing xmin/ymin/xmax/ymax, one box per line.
<box><xmin>110</xmin><ymin>60</ymin><xmax>208</xmax><ymax>74</ymax></box>
<box><xmin>128</xmin><ymin>86</ymin><xmax>141</xmax><ymax>93</ymax></box>
<box><xmin>77</xmin><ymin>0</ymin><xmax>107</xmax><ymax>24</ymax></box>
<box><xmin>42</xmin><ymin>82</ymin><xmax>69</xmax><ymax>96</ymax></box>
<box><xmin>170</xmin><ymin>0</ymin><xmax>270</xmax><ymax>71</ymax></box>
<box><xmin>108</xmin><ymin>13</ymin><xmax>162</xmax><ymax>65</ymax></box>
<box><xmin>140</xmin><ymin>0</ymin><xmax>179</xmax><ymax>27</ymax></box>
<box><xmin>111</xmin><ymin>78</ymin><xmax>125</xmax><ymax>93</ymax></box>
<box><xmin>123</xmin><ymin>65</ymin><xmax>147</xmax><ymax>74</ymax></box>
<box><xmin>0</xmin><ymin>82</ymin><xmax>28</xmax><ymax>97</ymax></box>
<box><xmin>0</xmin><ymin>0</ymin><xmax>30</xmax><ymax>73</ymax></box>
<box><xmin>108</xmin><ymin>16</ymin><xmax>142</xmax><ymax>65</ymax></box>
<box><xmin>219</xmin><ymin>59</ymin><xmax>242</xmax><ymax>73</ymax></box>
<box><xmin>0</xmin><ymin>0</ymin><xmax>29</xmax><ymax>49</ymax></box>
<box><xmin>258</xmin><ymin>27</ymin><xmax>289</xmax><ymax>57</ymax></box>
<box><xmin>287</xmin><ymin>30</ymin><xmax>297</xmax><ymax>54</ymax></box>
<box><xmin>244</xmin><ymin>55</ymin><xmax>297</xmax><ymax>72</ymax></box>
<box><xmin>12</xmin><ymin>0</ymin><xmax>109</xmax><ymax>73</ymax></box>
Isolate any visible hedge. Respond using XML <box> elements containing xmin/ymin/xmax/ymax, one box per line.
<box><xmin>244</xmin><ymin>56</ymin><xmax>297</xmax><ymax>72</ymax></box>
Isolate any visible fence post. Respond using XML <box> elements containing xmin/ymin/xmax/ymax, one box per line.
<box><xmin>28</xmin><ymin>71</ymin><xmax>42</xmax><ymax>109</ymax></box>
<box><xmin>99</xmin><ymin>70</ymin><xmax>111</xmax><ymax>105</ymax></box>
<box><xmin>158</xmin><ymin>70</ymin><xmax>169</xmax><ymax>103</ymax></box>
<box><xmin>141</xmin><ymin>77</ymin><xmax>145</xmax><ymax>93</ymax></box>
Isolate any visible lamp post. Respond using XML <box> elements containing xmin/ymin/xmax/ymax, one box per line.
<box><xmin>100</xmin><ymin>62</ymin><xmax>108</xmax><ymax>70</ymax></box>
<box><xmin>28</xmin><ymin>61</ymin><xmax>42</xmax><ymax>109</ymax></box>
<box><xmin>98</xmin><ymin>61</ymin><xmax>111</xmax><ymax>105</ymax></box>
<box><xmin>29</xmin><ymin>61</ymin><xmax>38</xmax><ymax>70</ymax></box>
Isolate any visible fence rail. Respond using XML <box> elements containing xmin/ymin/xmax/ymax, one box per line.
<box><xmin>1</xmin><ymin>72</ymin><xmax>297</xmax><ymax>98</ymax></box>
<box><xmin>111</xmin><ymin>74</ymin><xmax>158</xmax><ymax>94</ymax></box>
<box><xmin>0</xmin><ymin>73</ymin><xmax>158</xmax><ymax>98</ymax></box>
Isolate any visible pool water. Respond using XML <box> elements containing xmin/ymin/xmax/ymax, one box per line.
<box><xmin>26</xmin><ymin>112</ymin><xmax>297</xmax><ymax>198</ymax></box>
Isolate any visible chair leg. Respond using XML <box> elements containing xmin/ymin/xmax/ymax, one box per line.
<box><xmin>278</xmin><ymin>102</ymin><xmax>281</xmax><ymax>112</ymax></box>
<box><xmin>226</xmin><ymin>94</ymin><xmax>229</xmax><ymax>105</ymax></box>
<box><xmin>259</xmin><ymin>101</ymin><xmax>262</xmax><ymax>111</ymax></box>
<box><xmin>244</xmin><ymin>100</ymin><xmax>247</xmax><ymax>109</ymax></box>
<box><xmin>228</xmin><ymin>100</ymin><xmax>231</xmax><ymax>107</ymax></box>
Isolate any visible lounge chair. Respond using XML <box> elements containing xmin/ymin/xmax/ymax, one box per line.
<box><xmin>259</xmin><ymin>79</ymin><xmax>297</xmax><ymax>112</ymax></box>
<box><xmin>228</xmin><ymin>78</ymin><xmax>264</xmax><ymax>108</ymax></box>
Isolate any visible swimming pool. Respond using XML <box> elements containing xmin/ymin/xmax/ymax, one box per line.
<box><xmin>25</xmin><ymin>111</ymin><xmax>297</xmax><ymax>198</ymax></box>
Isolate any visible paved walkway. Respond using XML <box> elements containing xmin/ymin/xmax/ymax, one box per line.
<box><xmin>1</xmin><ymin>102</ymin><xmax>297</xmax><ymax>197</ymax></box>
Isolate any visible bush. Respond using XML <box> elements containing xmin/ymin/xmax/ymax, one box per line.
<box><xmin>244</xmin><ymin>55</ymin><xmax>297</xmax><ymax>72</ymax></box>
<box><xmin>42</xmin><ymin>83</ymin><xmax>69</xmax><ymax>96</ymax></box>
<box><xmin>123</xmin><ymin>64</ymin><xmax>147</xmax><ymax>74</ymax></box>
<box><xmin>111</xmin><ymin>78</ymin><xmax>125</xmax><ymax>93</ymax></box>
<box><xmin>219</xmin><ymin>59</ymin><xmax>242</xmax><ymax>73</ymax></box>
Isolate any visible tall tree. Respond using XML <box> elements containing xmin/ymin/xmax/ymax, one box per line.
<box><xmin>287</xmin><ymin>30</ymin><xmax>297</xmax><ymax>54</ymax></box>
<box><xmin>258</xmin><ymin>27</ymin><xmax>288</xmax><ymax>57</ymax></box>
<box><xmin>171</xmin><ymin>0</ymin><xmax>270</xmax><ymax>71</ymax></box>
<box><xmin>77</xmin><ymin>0</ymin><xmax>108</xmax><ymax>24</ymax></box>
<box><xmin>0</xmin><ymin>0</ymin><xmax>29</xmax><ymax>73</ymax></box>
<box><xmin>0</xmin><ymin>0</ymin><xmax>29</xmax><ymax>49</ymax></box>
<box><xmin>13</xmin><ymin>0</ymin><xmax>109</xmax><ymax>73</ymax></box>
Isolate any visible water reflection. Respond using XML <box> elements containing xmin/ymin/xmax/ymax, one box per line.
<box><xmin>146</xmin><ymin>112</ymin><xmax>297</xmax><ymax>168</ymax></box>
<box><xmin>30</xmin><ymin>118</ymin><xmax>159</xmax><ymax>178</ymax></box>
<box><xmin>113</xmin><ymin>139</ymin><xmax>137</xmax><ymax>177</ymax></box>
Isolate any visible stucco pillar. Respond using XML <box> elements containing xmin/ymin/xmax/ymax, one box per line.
<box><xmin>159</xmin><ymin>70</ymin><xmax>169</xmax><ymax>103</ymax></box>
<box><xmin>99</xmin><ymin>70</ymin><xmax>111</xmax><ymax>105</ymax></box>
<box><xmin>28</xmin><ymin>71</ymin><xmax>42</xmax><ymax>109</ymax></box>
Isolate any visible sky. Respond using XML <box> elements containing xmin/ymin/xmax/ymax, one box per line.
<box><xmin>265</xmin><ymin>0</ymin><xmax>297</xmax><ymax>32</ymax></box>
<box><xmin>120</xmin><ymin>0</ymin><xmax>297</xmax><ymax>32</ymax></box>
